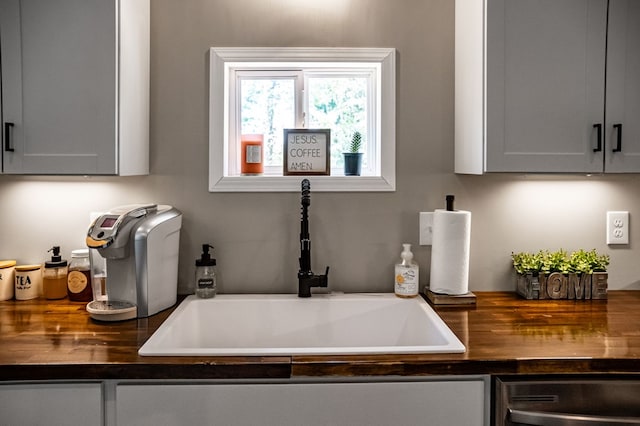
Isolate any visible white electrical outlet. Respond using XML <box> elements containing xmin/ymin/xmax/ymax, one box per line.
<box><xmin>606</xmin><ymin>211</ymin><xmax>629</xmax><ymax>245</ymax></box>
<box><xmin>419</xmin><ymin>212</ymin><xmax>434</xmax><ymax>245</ymax></box>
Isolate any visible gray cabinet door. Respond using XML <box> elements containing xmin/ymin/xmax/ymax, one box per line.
<box><xmin>605</xmin><ymin>0</ymin><xmax>640</xmax><ymax>172</ymax></box>
<box><xmin>0</xmin><ymin>0</ymin><xmax>148</xmax><ymax>175</ymax></box>
<box><xmin>485</xmin><ymin>0</ymin><xmax>608</xmax><ymax>173</ymax></box>
<box><xmin>1</xmin><ymin>0</ymin><xmax>116</xmax><ymax>174</ymax></box>
<box><xmin>117</xmin><ymin>380</ymin><xmax>487</xmax><ymax>426</ymax></box>
<box><xmin>0</xmin><ymin>382</ymin><xmax>103</xmax><ymax>426</ymax></box>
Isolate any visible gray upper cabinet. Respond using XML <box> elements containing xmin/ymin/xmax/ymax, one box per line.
<box><xmin>605</xmin><ymin>0</ymin><xmax>640</xmax><ymax>172</ymax></box>
<box><xmin>0</xmin><ymin>0</ymin><xmax>149</xmax><ymax>175</ymax></box>
<box><xmin>455</xmin><ymin>0</ymin><xmax>640</xmax><ymax>174</ymax></box>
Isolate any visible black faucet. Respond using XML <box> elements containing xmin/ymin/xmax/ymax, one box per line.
<box><xmin>298</xmin><ymin>179</ymin><xmax>329</xmax><ymax>297</ymax></box>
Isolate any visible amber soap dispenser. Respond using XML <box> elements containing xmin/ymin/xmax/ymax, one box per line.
<box><xmin>43</xmin><ymin>246</ymin><xmax>68</xmax><ymax>300</ymax></box>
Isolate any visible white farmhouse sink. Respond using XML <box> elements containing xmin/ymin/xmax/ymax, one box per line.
<box><xmin>139</xmin><ymin>293</ymin><xmax>465</xmax><ymax>356</ymax></box>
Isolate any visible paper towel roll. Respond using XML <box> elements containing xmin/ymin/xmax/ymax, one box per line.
<box><xmin>429</xmin><ymin>209</ymin><xmax>471</xmax><ymax>295</ymax></box>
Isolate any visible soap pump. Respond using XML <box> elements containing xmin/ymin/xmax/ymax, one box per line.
<box><xmin>195</xmin><ymin>244</ymin><xmax>217</xmax><ymax>298</ymax></box>
<box><xmin>394</xmin><ymin>243</ymin><xmax>419</xmax><ymax>298</ymax></box>
<box><xmin>43</xmin><ymin>246</ymin><xmax>69</xmax><ymax>300</ymax></box>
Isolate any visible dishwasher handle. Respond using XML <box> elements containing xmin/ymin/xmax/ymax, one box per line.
<box><xmin>509</xmin><ymin>408</ymin><xmax>640</xmax><ymax>425</ymax></box>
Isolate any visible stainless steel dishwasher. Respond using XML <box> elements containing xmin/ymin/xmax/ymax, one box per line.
<box><xmin>495</xmin><ymin>377</ymin><xmax>640</xmax><ymax>425</ymax></box>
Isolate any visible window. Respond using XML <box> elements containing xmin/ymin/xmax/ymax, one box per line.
<box><xmin>209</xmin><ymin>47</ymin><xmax>395</xmax><ymax>192</ymax></box>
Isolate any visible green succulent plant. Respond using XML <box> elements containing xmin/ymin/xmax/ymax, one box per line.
<box><xmin>512</xmin><ymin>249</ymin><xmax>609</xmax><ymax>275</ymax></box>
<box><xmin>349</xmin><ymin>131</ymin><xmax>362</xmax><ymax>153</ymax></box>
<box><xmin>511</xmin><ymin>251</ymin><xmax>543</xmax><ymax>275</ymax></box>
<box><xmin>540</xmin><ymin>249</ymin><xmax>570</xmax><ymax>274</ymax></box>
<box><xmin>568</xmin><ymin>249</ymin><xmax>610</xmax><ymax>273</ymax></box>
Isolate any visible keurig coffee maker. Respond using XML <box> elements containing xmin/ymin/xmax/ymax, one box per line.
<box><xmin>86</xmin><ymin>204</ymin><xmax>182</xmax><ymax>321</ymax></box>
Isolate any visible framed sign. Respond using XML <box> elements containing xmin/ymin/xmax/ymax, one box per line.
<box><xmin>283</xmin><ymin>129</ymin><xmax>331</xmax><ymax>176</ymax></box>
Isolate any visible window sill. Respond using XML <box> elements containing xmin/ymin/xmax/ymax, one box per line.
<box><xmin>208</xmin><ymin>175</ymin><xmax>395</xmax><ymax>192</ymax></box>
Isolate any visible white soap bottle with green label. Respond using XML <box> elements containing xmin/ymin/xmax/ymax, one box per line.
<box><xmin>394</xmin><ymin>243</ymin><xmax>419</xmax><ymax>298</ymax></box>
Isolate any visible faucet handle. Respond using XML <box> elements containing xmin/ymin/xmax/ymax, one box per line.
<box><xmin>319</xmin><ymin>266</ymin><xmax>330</xmax><ymax>287</ymax></box>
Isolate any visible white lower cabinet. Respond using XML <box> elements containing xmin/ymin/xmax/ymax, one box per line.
<box><xmin>0</xmin><ymin>382</ymin><xmax>103</xmax><ymax>426</ymax></box>
<box><xmin>114</xmin><ymin>377</ymin><xmax>488</xmax><ymax>426</ymax></box>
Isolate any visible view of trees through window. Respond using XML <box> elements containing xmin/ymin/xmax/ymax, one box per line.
<box><xmin>240</xmin><ymin>74</ymin><xmax>368</xmax><ymax>173</ymax></box>
<box><xmin>308</xmin><ymin>77</ymin><xmax>368</xmax><ymax>169</ymax></box>
<box><xmin>240</xmin><ymin>79</ymin><xmax>295</xmax><ymax>168</ymax></box>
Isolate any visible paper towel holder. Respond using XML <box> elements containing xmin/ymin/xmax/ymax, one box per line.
<box><xmin>446</xmin><ymin>194</ymin><xmax>455</xmax><ymax>211</ymax></box>
<box><xmin>419</xmin><ymin>194</ymin><xmax>477</xmax><ymax>305</ymax></box>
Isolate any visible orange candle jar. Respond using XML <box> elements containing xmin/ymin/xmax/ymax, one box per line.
<box><xmin>240</xmin><ymin>134</ymin><xmax>264</xmax><ymax>175</ymax></box>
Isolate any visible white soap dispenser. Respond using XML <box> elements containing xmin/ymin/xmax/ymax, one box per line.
<box><xmin>394</xmin><ymin>243</ymin><xmax>419</xmax><ymax>298</ymax></box>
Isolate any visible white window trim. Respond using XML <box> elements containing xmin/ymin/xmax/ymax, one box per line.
<box><xmin>209</xmin><ymin>47</ymin><xmax>396</xmax><ymax>192</ymax></box>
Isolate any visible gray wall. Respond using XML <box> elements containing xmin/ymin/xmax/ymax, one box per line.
<box><xmin>1</xmin><ymin>0</ymin><xmax>639</xmax><ymax>294</ymax></box>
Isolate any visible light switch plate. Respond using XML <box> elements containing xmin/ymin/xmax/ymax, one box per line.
<box><xmin>606</xmin><ymin>211</ymin><xmax>629</xmax><ymax>245</ymax></box>
<box><xmin>419</xmin><ymin>212</ymin><xmax>434</xmax><ymax>245</ymax></box>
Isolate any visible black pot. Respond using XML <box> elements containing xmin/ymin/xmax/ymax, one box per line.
<box><xmin>343</xmin><ymin>153</ymin><xmax>363</xmax><ymax>176</ymax></box>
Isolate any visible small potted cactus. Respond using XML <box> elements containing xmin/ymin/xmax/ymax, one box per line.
<box><xmin>343</xmin><ymin>131</ymin><xmax>363</xmax><ymax>176</ymax></box>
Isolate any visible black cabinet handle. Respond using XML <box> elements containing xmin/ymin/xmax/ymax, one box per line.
<box><xmin>613</xmin><ymin>123</ymin><xmax>622</xmax><ymax>152</ymax></box>
<box><xmin>4</xmin><ymin>122</ymin><xmax>15</xmax><ymax>152</ymax></box>
<box><xmin>593</xmin><ymin>123</ymin><xmax>602</xmax><ymax>152</ymax></box>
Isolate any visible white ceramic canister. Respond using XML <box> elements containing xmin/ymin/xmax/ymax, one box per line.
<box><xmin>15</xmin><ymin>264</ymin><xmax>43</xmax><ymax>300</ymax></box>
<box><xmin>0</xmin><ymin>260</ymin><xmax>17</xmax><ymax>300</ymax></box>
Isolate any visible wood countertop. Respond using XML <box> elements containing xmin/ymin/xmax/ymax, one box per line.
<box><xmin>1</xmin><ymin>291</ymin><xmax>639</xmax><ymax>381</ymax></box>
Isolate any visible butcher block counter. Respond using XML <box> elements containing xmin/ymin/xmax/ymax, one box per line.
<box><xmin>1</xmin><ymin>291</ymin><xmax>639</xmax><ymax>381</ymax></box>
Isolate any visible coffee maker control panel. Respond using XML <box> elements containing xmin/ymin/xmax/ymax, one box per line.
<box><xmin>87</xmin><ymin>204</ymin><xmax>158</xmax><ymax>249</ymax></box>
